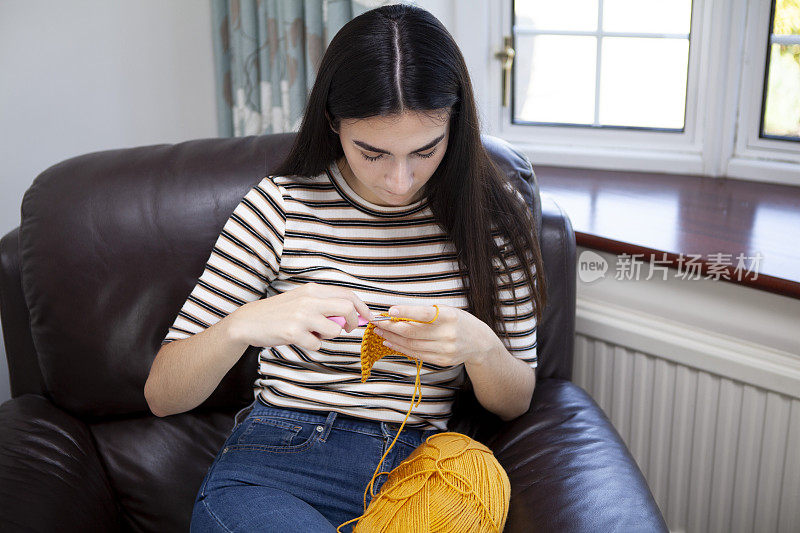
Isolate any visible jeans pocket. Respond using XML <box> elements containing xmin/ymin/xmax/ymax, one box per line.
<box><xmin>231</xmin><ymin>401</ymin><xmax>256</xmax><ymax>432</ymax></box>
<box><xmin>230</xmin><ymin>416</ymin><xmax>321</xmax><ymax>453</ymax></box>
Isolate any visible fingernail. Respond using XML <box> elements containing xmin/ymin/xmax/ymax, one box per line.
<box><xmin>389</xmin><ymin>308</ymin><xmax>399</xmax><ymax>316</ymax></box>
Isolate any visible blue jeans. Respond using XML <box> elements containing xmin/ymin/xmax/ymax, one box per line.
<box><xmin>190</xmin><ymin>398</ymin><xmax>444</xmax><ymax>532</ymax></box>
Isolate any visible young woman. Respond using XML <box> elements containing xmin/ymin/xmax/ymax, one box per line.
<box><xmin>147</xmin><ymin>4</ymin><xmax>546</xmax><ymax>531</ymax></box>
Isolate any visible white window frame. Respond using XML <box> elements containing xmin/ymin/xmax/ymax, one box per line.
<box><xmin>455</xmin><ymin>0</ymin><xmax>800</xmax><ymax>187</ymax></box>
<box><xmin>725</xmin><ymin>0</ymin><xmax>800</xmax><ymax>184</ymax></box>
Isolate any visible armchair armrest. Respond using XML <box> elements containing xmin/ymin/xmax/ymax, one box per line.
<box><xmin>0</xmin><ymin>394</ymin><xmax>121</xmax><ymax>532</ymax></box>
<box><xmin>492</xmin><ymin>379</ymin><xmax>668</xmax><ymax>533</ymax></box>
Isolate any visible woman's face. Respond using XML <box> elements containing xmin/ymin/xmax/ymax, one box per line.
<box><xmin>334</xmin><ymin>109</ymin><xmax>450</xmax><ymax>207</ymax></box>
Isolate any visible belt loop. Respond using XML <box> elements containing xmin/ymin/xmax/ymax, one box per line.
<box><xmin>320</xmin><ymin>410</ymin><xmax>337</xmax><ymax>442</ymax></box>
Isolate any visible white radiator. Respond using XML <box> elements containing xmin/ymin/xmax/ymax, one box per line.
<box><xmin>574</xmin><ymin>297</ymin><xmax>800</xmax><ymax>533</ymax></box>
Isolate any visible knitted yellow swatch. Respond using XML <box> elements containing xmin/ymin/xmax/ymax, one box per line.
<box><xmin>359</xmin><ymin>304</ymin><xmax>441</xmax><ymax>382</ymax></box>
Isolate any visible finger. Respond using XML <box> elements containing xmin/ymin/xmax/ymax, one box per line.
<box><xmin>379</xmin><ymin>304</ymin><xmax>441</xmax><ymax>339</ymax></box>
<box><xmin>380</xmin><ymin>339</ymin><xmax>449</xmax><ymax>367</ymax></box>
<box><xmin>377</xmin><ymin>332</ymin><xmax>441</xmax><ymax>355</ymax></box>
<box><xmin>343</xmin><ymin>301</ymin><xmax>361</xmax><ymax>332</ymax></box>
<box><xmin>327</xmin><ymin>296</ymin><xmax>367</xmax><ymax>332</ymax></box>
<box><xmin>313</xmin><ymin>316</ymin><xmax>348</xmax><ymax>339</ymax></box>
<box><xmin>379</xmin><ymin>337</ymin><xmax>417</xmax><ymax>357</ymax></box>
<box><xmin>340</xmin><ymin>290</ymin><xmax>373</xmax><ymax>323</ymax></box>
<box><xmin>301</xmin><ymin>331</ymin><xmax>323</xmax><ymax>351</ymax></box>
<box><xmin>374</xmin><ymin>321</ymin><xmax>435</xmax><ymax>340</ymax></box>
<box><xmin>311</xmin><ymin>284</ymin><xmax>373</xmax><ymax>326</ymax></box>
<box><xmin>387</xmin><ymin>304</ymin><xmax>440</xmax><ymax>324</ymax></box>
<box><xmin>356</xmin><ymin>296</ymin><xmax>375</xmax><ymax>321</ymax></box>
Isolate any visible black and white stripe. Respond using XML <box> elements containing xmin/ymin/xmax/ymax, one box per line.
<box><xmin>163</xmin><ymin>162</ymin><xmax>537</xmax><ymax>430</ymax></box>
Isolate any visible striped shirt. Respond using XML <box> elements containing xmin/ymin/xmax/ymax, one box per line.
<box><xmin>162</xmin><ymin>161</ymin><xmax>537</xmax><ymax>430</ymax></box>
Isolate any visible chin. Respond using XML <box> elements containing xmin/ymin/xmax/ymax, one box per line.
<box><xmin>380</xmin><ymin>191</ymin><xmax>406</xmax><ymax>202</ymax></box>
<box><xmin>385</xmin><ymin>193</ymin><xmax>407</xmax><ymax>201</ymax></box>
<box><xmin>380</xmin><ymin>197</ymin><xmax>405</xmax><ymax>206</ymax></box>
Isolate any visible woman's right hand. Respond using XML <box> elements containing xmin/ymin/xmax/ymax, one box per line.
<box><xmin>226</xmin><ymin>282</ymin><xmax>374</xmax><ymax>351</ymax></box>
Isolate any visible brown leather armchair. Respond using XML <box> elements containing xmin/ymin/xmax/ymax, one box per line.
<box><xmin>0</xmin><ymin>132</ymin><xmax>668</xmax><ymax>532</ymax></box>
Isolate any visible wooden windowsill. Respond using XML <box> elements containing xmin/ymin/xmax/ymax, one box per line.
<box><xmin>534</xmin><ymin>165</ymin><xmax>800</xmax><ymax>300</ymax></box>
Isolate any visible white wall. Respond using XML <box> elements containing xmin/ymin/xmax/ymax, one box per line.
<box><xmin>0</xmin><ymin>0</ymin><xmax>218</xmax><ymax>403</ymax></box>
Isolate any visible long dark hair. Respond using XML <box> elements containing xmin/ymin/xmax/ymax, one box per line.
<box><xmin>271</xmin><ymin>3</ymin><xmax>547</xmax><ymax>444</ymax></box>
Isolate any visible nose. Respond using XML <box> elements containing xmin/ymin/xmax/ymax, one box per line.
<box><xmin>386</xmin><ymin>161</ymin><xmax>414</xmax><ymax>195</ymax></box>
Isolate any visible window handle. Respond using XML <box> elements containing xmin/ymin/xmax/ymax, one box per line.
<box><xmin>495</xmin><ymin>36</ymin><xmax>515</xmax><ymax>108</ymax></box>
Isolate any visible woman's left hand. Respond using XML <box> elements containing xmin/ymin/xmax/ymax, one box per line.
<box><xmin>371</xmin><ymin>304</ymin><xmax>496</xmax><ymax>367</ymax></box>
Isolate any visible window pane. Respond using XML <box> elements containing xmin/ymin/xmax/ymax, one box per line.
<box><xmin>514</xmin><ymin>0</ymin><xmax>598</xmax><ymax>32</ymax></box>
<box><xmin>599</xmin><ymin>37</ymin><xmax>689</xmax><ymax>128</ymax></box>
<box><xmin>763</xmin><ymin>43</ymin><xmax>800</xmax><ymax>138</ymax></box>
<box><xmin>603</xmin><ymin>0</ymin><xmax>692</xmax><ymax>34</ymax></box>
<box><xmin>514</xmin><ymin>35</ymin><xmax>597</xmax><ymax>124</ymax></box>
<box><xmin>773</xmin><ymin>0</ymin><xmax>800</xmax><ymax>35</ymax></box>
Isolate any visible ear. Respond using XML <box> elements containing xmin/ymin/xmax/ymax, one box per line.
<box><xmin>325</xmin><ymin>111</ymin><xmax>339</xmax><ymax>135</ymax></box>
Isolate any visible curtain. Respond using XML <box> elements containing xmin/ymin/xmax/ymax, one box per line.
<box><xmin>211</xmin><ymin>0</ymin><xmax>400</xmax><ymax>137</ymax></box>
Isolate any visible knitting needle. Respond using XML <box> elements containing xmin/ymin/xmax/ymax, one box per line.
<box><xmin>327</xmin><ymin>314</ymin><xmax>393</xmax><ymax>328</ymax></box>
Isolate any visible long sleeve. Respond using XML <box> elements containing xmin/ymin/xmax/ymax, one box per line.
<box><xmin>161</xmin><ymin>176</ymin><xmax>286</xmax><ymax>346</ymax></box>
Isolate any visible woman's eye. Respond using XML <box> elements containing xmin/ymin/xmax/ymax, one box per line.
<box><xmin>360</xmin><ymin>148</ymin><xmax>438</xmax><ymax>162</ymax></box>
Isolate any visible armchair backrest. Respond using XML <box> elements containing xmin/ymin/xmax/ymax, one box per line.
<box><xmin>1</xmin><ymin>132</ymin><xmax>574</xmax><ymax>419</ymax></box>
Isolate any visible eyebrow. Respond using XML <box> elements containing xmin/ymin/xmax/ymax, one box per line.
<box><xmin>352</xmin><ymin>133</ymin><xmax>446</xmax><ymax>155</ymax></box>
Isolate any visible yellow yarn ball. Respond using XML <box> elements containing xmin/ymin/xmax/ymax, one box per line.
<box><xmin>342</xmin><ymin>432</ymin><xmax>511</xmax><ymax>533</ymax></box>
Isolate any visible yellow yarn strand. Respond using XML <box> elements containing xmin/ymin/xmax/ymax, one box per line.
<box><xmin>363</xmin><ymin>306</ymin><xmax>437</xmax><ymax>512</ymax></box>
<box><xmin>336</xmin><ymin>305</ymin><xmax>511</xmax><ymax>533</ymax></box>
